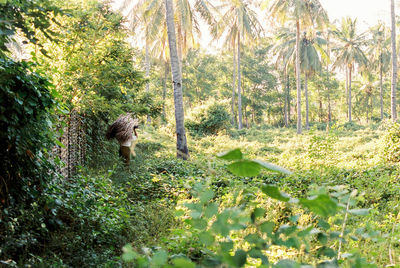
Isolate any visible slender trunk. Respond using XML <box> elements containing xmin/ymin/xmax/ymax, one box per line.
<box><xmin>366</xmin><ymin>94</ymin><xmax>369</xmax><ymax>123</ymax></box>
<box><xmin>348</xmin><ymin>65</ymin><xmax>352</xmax><ymax>122</ymax></box>
<box><xmin>328</xmin><ymin>95</ymin><xmax>332</xmax><ymax>122</ymax></box>
<box><xmin>284</xmin><ymin>68</ymin><xmax>288</xmax><ymax>127</ymax></box>
<box><xmin>296</xmin><ymin>20</ymin><xmax>302</xmax><ymax>134</ymax></box>
<box><xmin>237</xmin><ymin>32</ymin><xmax>243</xmax><ymax>130</ymax></box>
<box><xmin>145</xmin><ymin>38</ymin><xmax>151</xmax><ymax>123</ymax></box>
<box><xmin>380</xmin><ymin>57</ymin><xmax>384</xmax><ymax>120</ymax></box>
<box><xmin>345</xmin><ymin>67</ymin><xmax>349</xmax><ymax>119</ymax></box>
<box><xmin>165</xmin><ymin>0</ymin><xmax>189</xmax><ymax>160</ymax></box>
<box><xmin>232</xmin><ymin>40</ymin><xmax>236</xmax><ymax>126</ymax></box>
<box><xmin>391</xmin><ymin>0</ymin><xmax>397</xmax><ymax>121</ymax></box>
<box><xmin>305</xmin><ymin>73</ymin><xmax>309</xmax><ymax>130</ymax></box>
<box><xmin>287</xmin><ymin>72</ymin><xmax>291</xmax><ymax>122</ymax></box>
<box><xmin>162</xmin><ymin>60</ymin><xmax>168</xmax><ymax>123</ymax></box>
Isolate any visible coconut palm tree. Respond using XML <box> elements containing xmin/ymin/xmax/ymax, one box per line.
<box><xmin>368</xmin><ymin>23</ymin><xmax>391</xmax><ymax>120</ymax></box>
<box><xmin>333</xmin><ymin>17</ymin><xmax>368</xmax><ymax>123</ymax></box>
<box><xmin>273</xmin><ymin>28</ymin><xmax>326</xmax><ymax>129</ymax></box>
<box><xmin>391</xmin><ymin>0</ymin><xmax>397</xmax><ymax>121</ymax></box>
<box><xmin>269</xmin><ymin>0</ymin><xmax>328</xmax><ymax>134</ymax></box>
<box><xmin>165</xmin><ymin>0</ymin><xmax>189</xmax><ymax>160</ymax></box>
<box><xmin>212</xmin><ymin>0</ymin><xmax>263</xmax><ymax>130</ymax></box>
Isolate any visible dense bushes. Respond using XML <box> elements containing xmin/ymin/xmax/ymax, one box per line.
<box><xmin>185</xmin><ymin>101</ymin><xmax>230</xmax><ymax>136</ymax></box>
<box><xmin>382</xmin><ymin>122</ymin><xmax>400</xmax><ymax>162</ymax></box>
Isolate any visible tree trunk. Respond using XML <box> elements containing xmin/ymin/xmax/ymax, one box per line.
<box><xmin>165</xmin><ymin>0</ymin><xmax>189</xmax><ymax>160</ymax></box>
<box><xmin>162</xmin><ymin>60</ymin><xmax>168</xmax><ymax>123</ymax></box>
<box><xmin>296</xmin><ymin>20</ymin><xmax>302</xmax><ymax>134</ymax></box>
<box><xmin>305</xmin><ymin>73</ymin><xmax>309</xmax><ymax>130</ymax></box>
<box><xmin>345</xmin><ymin>67</ymin><xmax>349</xmax><ymax>119</ymax></box>
<box><xmin>237</xmin><ymin>32</ymin><xmax>243</xmax><ymax>130</ymax></box>
<box><xmin>391</xmin><ymin>0</ymin><xmax>397</xmax><ymax>121</ymax></box>
<box><xmin>284</xmin><ymin>68</ymin><xmax>288</xmax><ymax>127</ymax></box>
<box><xmin>348</xmin><ymin>65</ymin><xmax>352</xmax><ymax>122</ymax></box>
<box><xmin>287</xmin><ymin>72</ymin><xmax>291</xmax><ymax>122</ymax></box>
<box><xmin>380</xmin><ymin>59</ymin><xmax>384</xmax><ymax>120</ymax></box>
<box><xmin>232</xmin><ymin>39</ymin><xmax>236</xmax><ymax>126</ymax></box>
<box><xmin>145</xmin><ymin>37</ymin><xmax>151</xmax><ymax>123</ymax></box>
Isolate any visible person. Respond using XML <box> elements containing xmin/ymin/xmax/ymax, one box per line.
<box><xmin>106</xmin><ymin>113</ymin><xmax>139</xmax><ymax>166</ymax></box>
<box><xmin>119</xmin><ymin>125</ymin><xmax>138</xmax><ymax>165</ymax></box>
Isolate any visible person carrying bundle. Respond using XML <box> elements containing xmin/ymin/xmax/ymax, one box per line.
<box><xmin>106</xmin><ymin>113</ymin><xmax>139</xmax><ymax>166</ymax></box>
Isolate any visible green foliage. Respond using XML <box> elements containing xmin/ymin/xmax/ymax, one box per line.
<box><xmin>185</xmin><ymin>100</ymin><xmax>230</xmax><ymax>136</ymax></box>
<box><xmin>382</xmin><ymin>122</ymin><xmax>400</xmax><ymax>162</ymax></box>
<box><xmin>123</xmin><ymin>149</ymin><xmax>375</xmax><ymax>267</ymax></box>
<box><xmin>308</xmin><ymin>132</ymin><xmax>337</xmax><ymax>160</ymax></box>
<box><xmin>0</xmin><ymin>58</ymin><xmax>57</xmax><ymax>261</ymax></box>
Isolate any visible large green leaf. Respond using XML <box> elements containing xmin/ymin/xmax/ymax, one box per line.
<box><xmin>253</xmin><ymin>160</ymin><xmax>293</xmax><ymax>175</ymax></box>
<box><xmin>261</xmin><ymin>185</ymin><xmax>290</xmax><ymax>202</ymax></box>
<box><xmin>300</xmin><ymin>195</ymin><xmax>338</xmax><ymax>217</ymax></box>
<box><xmin>348</xmin><ymin>209</ymin><xmax>369</xmax><ymax>216</ymax></box>
<box><xmin>217</xmin><ymin>148</ymin><xmax>243</xmax><ymax>160</ymax></box>
<box><xmin>227</xmin><ymin>160</ymin><xmax>261</xmax><ymax>177</ymax></box>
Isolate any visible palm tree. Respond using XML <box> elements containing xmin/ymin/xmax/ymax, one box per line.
<box><xmin>391</xmin><ymin>0</ymin><xmax>397</xmax><ymax>121</ymax></box>
<box><xmin>212</xmin><ymin>0</ymin><xmax>262</xmax><ymax>130</ymax></box>
<box><xmin>333</xmin><ymin>17</ymin><xmax>368</xmax><ymax>123</ymax></box>
<box><xmin>274</xmin><ymin>28</ymin><xmax>326</xmax><ymax>129</ymax></box>
<box><xmin>165</xmin><ymin>0</ymin><xmax>189</xmax><ymax>160</ymax></box>
<box><xmin>368</xmin><ymin>23</ymin><xmax>391</xmax><ymax>120</ymax></box>
<box><xmin>269</xmin><ymin>0</ymin><xmax>328</xmax><ymax>134</ymax></box>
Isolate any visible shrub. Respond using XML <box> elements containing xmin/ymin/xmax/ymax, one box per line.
<box><xmin>382</xmin><ymin>122</ymin><xmax>400</xmax><ymax>163</ymax></box>
<box><xmin>185</xmin><ymin>100</ymin><xmax>230</xmax><ymax>136</ymax></box>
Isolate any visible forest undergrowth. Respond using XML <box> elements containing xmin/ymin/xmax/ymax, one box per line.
<box><xmin>11</xmin><ymin>122</ymin><xmax>399</xmax><ymax>267</ymax></box>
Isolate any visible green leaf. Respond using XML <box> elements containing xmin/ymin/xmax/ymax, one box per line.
<box><xmin>253</xmin><ymin>160</ymin><xmax>293</xmax><ymax>175</ymax></box>
<box><xmin>260</xmin><ymin>221</ymin><xmax>275</xmax><ymax>235</ymax></box>
<box><xmin>251</xmin><ymin>207</ymin><xmax>266</xmax><ymax>223</ymax></box>
<box><xmin>261</xmin><ymin>185</ymin><xmax>290</xmax><ymax>202</ymax></box>
<box><xmin>199</xmin><ymin>231</ymin><xmax>215</xmax><ymax>246</ymax></box>
<box><xmin>204</xmin><ymin>203</ymin><xmax>218</xmax><ymax>218</ymax></box>
<box><xmin>122</xmin><ymin>244</ymin><xmax>137</xmax><ymax>262</ymax></box>
<box><xmin>232</xmin><ymin>249</ymin><xmax>247</xmax><ymax>267</ymax></box>
<box><xmin>151</xmin><ymin>250</ymin><xmax>168</xmax><ymax>266</ymax></box>
<box><xmin>220</xmin><ymin>241</ymin><xmax>234</xmax><ymax>252</ymax></box>
<box><xmin>348</xmin><ymin>208</ymin><xmax>369</xmax><ymax>216</ymax></box>
<box><xmin>217</xmin><ymin>148</ymin><xmax>243</xmax><ymax>160</ymax></box>
<box><xmin>227</xmin><ymin>160</ymin><xmax>261</xmax><ymax>177</ymax></box>
<box><xmin>317</xmin><ymin>233</ymin><xmax>328</xmax><ymax>245</ymax></box>
<box><xmin>172</xmin><ymin>258</ymin><xmax>195</xmax><ymax>268</ymax></box>
<box><xmin>273</xmin><ymin>259</ymin><xmax>301</xmax><ymax>268</ymax></box>
<box><xmin>300</xmin><ymin>195</ymin><xmax>337</xmax><ymax>217</ymax></box>
<box><xmin>317</xmin><ymin>246</ymin><xmax>336</xmax><ymax>258</ymax></box>
<box><xmin>200</xmin><ymin>189</ymin><xmax>214</xmax><ymax>203</ymax></box>
<box><xmin>191</xmin><ymin>219</ymin><xmax>208</xmax><ymax>230</ymax></box>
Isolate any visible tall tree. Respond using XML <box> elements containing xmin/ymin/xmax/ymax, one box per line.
<box><xmin>391</xmin><ymin>0</ymin><xmax>397</xmax><ymax>121</ymax></box>
<box><xmin>165</xmin><ymin>0</ymin><xmax>189</xmax><ymax>160</ymax></box>
<box><xmin>333</xmin><ymin>17</ymin><xmax>368</xmax><ymax>122</ymax></box>
<box><xmin>269</xmin><ymin>0</ymin><xmax>328</xmax><ymax>134</ymax></box>
<box><xmin>212</xmin><ymin>0</ymin><xmax>262</xmax><ymax>129</ymax></box>
<box><xmin>368</xmin><ymin>23</ymin><xmax>391</xmax><ymax>120</ymax></box>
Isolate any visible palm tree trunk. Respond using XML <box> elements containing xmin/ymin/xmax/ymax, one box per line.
<box><xmin>237</xmin><ymin>32</ymin><xmax>243</xmax><ymax>130</ymax></box>
<box><xmin>296</xmin><ymin>20</ymin><xmax>302</xmax><ymax>134</ymax></box>
<box><xmin>348</xmin><ymin>65</ymin><xmax>352</xmax><ymax>122</ymax></box>
<box><xmin>232</xmin><ymin>39</ymin><xmax>236</xmax><ymax>126</ymax></box>
<box><xmin>380</xmin><ymin>59</ymin><xmax>384</xmax><ymax>120</ymax></box>
<box><xmin>287</xmin><ymin>72</ymin><xmax>291</xmax><ymax>122</ymax></box>
<box><xmin>284</xmin><ymin>68</ymin><xmax>288</xmax><ymax>127</ymax></box>
<box><xmin>165</xmin><ymin>0</ymin><xmax>189</xmax><ymax>160</ymax></box>
<box><xmin>391</xmin><ymin>0</ymin><xmax>397</xmax><ymax>121</ymax></box>
<box><xmin>305</xmin><ymin>73</ymin><xmax>309</xmax><ymax>130</ymax></box>
<box><xmin>145</xmin><ymin>37</ymin><xmax>151</xmax><ymax>123</ymax></box>
<box><xmin>345</xmin><ymin>67</ymin><xmax>349</xmax><ymax>119</ymax></box>
<box><xmin>162</xmin><ymin>60</ymin><xmax>168</xmax><ymax>123</ymax></box>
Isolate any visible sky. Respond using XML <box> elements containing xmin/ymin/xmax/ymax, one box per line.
<box><xmin>112</xmin><ymin>0</ymin><xmax>392</xmax><ymax>49</ymax></box>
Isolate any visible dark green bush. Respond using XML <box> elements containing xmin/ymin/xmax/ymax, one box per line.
<box><xmin>185</xmin><ymin>101</ymin><xmax>230</xmax><ymax>136</ymax></box>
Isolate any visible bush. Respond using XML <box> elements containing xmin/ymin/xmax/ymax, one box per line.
<box><xmin>382</xmin><ymin>122</ymin><xmax>400</xmax><ymax>163</ymax></box>
<box><xmin>185</xmin><ymin>100</ymin><xmax>230</xmax><ymax>136</ymax></box>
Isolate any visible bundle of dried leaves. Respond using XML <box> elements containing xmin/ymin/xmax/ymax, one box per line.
<box><xmin>106</xmin><ymin>113</ymin><xmax>139</xmax><ymax>143</ymax></box>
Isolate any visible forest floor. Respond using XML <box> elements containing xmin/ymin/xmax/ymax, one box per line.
<box><xmin>37</xmin><ymin>122</ymin><xmax>400</xmax><ymax>267</ymax></box>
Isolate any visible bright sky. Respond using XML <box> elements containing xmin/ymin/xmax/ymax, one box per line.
<box><xmin>320</xmin><ymin>0</ymin><xmax>390</xmax><ymax>30</ymax></box>
<box><xmin>112</xmin><ymin>0</ymin><xmax>392</xmax><ymax>49</ymax></box>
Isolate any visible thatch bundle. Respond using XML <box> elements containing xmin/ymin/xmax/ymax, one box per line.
<box><xmin>106</xmin><ymin>113</ymin><xmax>139</xmax><ymax>143</ymax></box>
